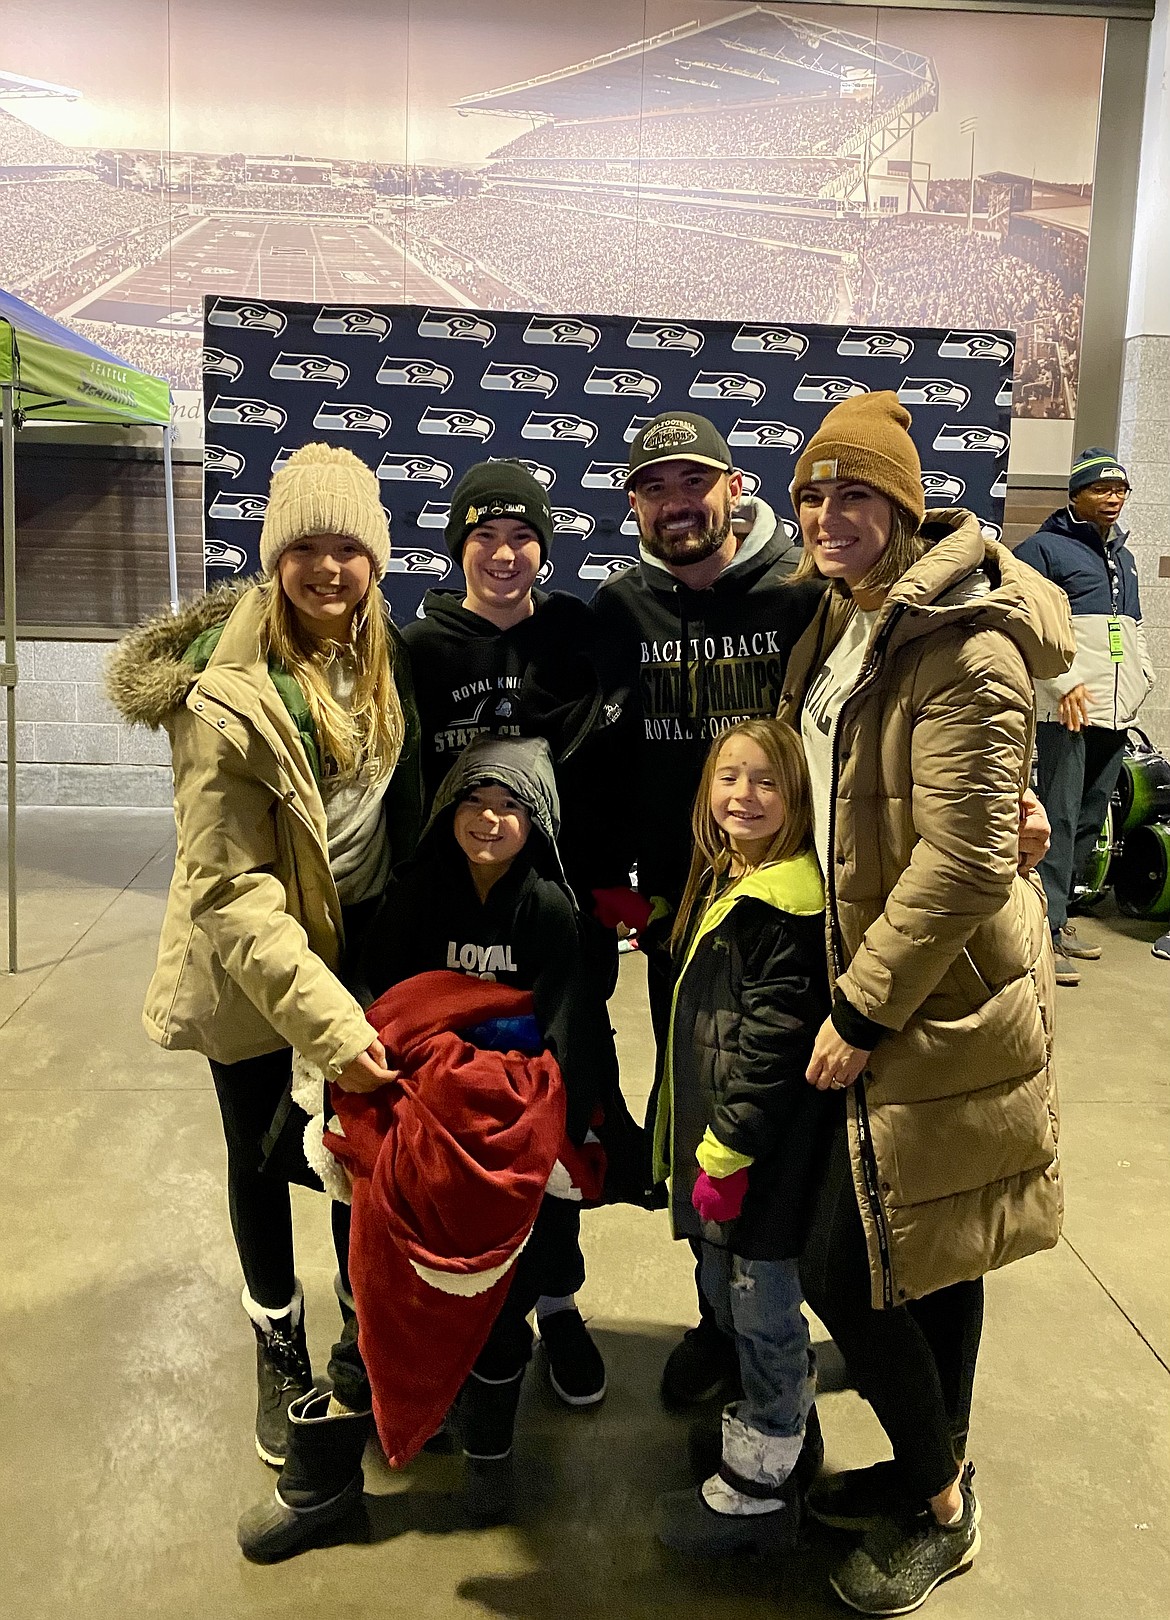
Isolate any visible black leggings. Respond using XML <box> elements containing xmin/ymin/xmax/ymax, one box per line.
<box><xmin>800</xmin><ymin>1125</ymin><xmax>984</xmax><ymax>1502</ymax></box>
<box><xmin>208</xmin><ymin>1047</ymin><xmax>350</xmax><ymax>1313</ymax></box>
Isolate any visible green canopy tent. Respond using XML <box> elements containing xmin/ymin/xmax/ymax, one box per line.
<box><xmin>1</xmin><ymin>288</ymin><xmax>175</xmax><ymax>972</ymax></box>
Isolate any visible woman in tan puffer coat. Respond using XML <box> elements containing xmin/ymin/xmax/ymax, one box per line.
<box><xmin>107</xmin><ymin>444</ymin><xmax>420</xmax><ymax>1472</ymax></box>
<box><xmin>774</xmin><ymin>393</ymin><xmax>1075</xmax><ymax>1616</ymax></box>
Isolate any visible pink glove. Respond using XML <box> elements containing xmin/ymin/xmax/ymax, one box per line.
<box><xmin>692</xmin><ymin>1167</ymin><xmax>749</xmax><ymax>1224</ymax></box>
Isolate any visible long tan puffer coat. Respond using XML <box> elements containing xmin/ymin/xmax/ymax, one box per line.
<box><xmin>777</xmin><ymin>511</ymin><xmax>1076</xmax><ymax>1308</ymax></box>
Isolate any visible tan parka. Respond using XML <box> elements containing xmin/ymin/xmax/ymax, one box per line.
<box><xmin>777</xmin><ymin>511</ymin><xmax>1076</xmax><ymax>1309</ymax></box>
<box><xmin>108</xmin><ymin>582</ymin><xmax>416</xmax><ymax>1077</ymax></box>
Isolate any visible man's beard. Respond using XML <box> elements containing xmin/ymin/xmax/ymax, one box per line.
<box><xmin>639</xmin><ymin>495</ymin><xmax>733</xmax><ymax>568</ymax></box>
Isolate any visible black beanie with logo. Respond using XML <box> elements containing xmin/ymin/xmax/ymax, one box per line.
<box><xmin>444</xmin><ymin>460</ymin><xmax>554</xmax><ymax>563</ymax></box>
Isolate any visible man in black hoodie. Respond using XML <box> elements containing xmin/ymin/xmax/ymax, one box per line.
<box><xmin>402</xmin><ymin>460</ymin><xmax>640</xmax><ymax>1410</ymax></box>
<box><xmin>593</xmin><ymin>411</ymin><xmax>824</xmax><ymax>1405</ymax></box>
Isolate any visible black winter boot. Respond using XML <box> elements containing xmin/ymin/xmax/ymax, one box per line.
<box><xmin>243</xmin><ymin>1283</ymin><xmax>314</xmax><ymax>1467</ymax></box>
<box><xmin>237</xmin><ymin>1390</ymin><xmax>372</xmax><ymax>1563</ymax></box>
<box><xmin>458</xmin><ymin>1367</ymin><xmax>526</xmax><ymax>1527</ymax></box>
<box><xmin>657</xmin><ymin>1407</ymin><xmax>803</xmax><ymax>1557</ymax></box>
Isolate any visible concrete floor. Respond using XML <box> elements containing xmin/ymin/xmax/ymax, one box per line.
<box><xmin>1</xmin><ymin>807</ymin><xmax>1167</xmax><ymax>1620</ymax></box>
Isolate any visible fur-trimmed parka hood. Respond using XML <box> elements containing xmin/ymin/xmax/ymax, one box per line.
<box><xmin>105</xmin><ymin>577</ymin><xmax>260</xmax><ymax>729</ymax></box>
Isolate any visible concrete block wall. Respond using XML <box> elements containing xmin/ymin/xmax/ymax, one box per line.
<box><xmin>2</xmin><ymin>640</ymin><xmax>174</xmax><ymax>807</ymax></box>
<box><xmin>1118</xmin><ymin>333</ymin><xmax>1170</xmax><ymax>756</ymax></box>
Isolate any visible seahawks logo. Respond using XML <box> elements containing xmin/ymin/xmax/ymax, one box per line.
<box><xmin>270</xmin><ymin>352</ymin><xmax>349</xmax><ymax>387</ymax></box>
<box><xmin>204</xmin><ymin>444</ymin><xmax>244</xmax><ymax>478</ymax></box>
<box><xmin>624</xmin><ymin>415</ymin><xmax>653</xmax><ymax>444</ymax></box>
<box><xmin>313</xmin><ymin>402</ymin><xmax>392</xmax><ymax>437</ymax></box>
<box><xmin>579</xmin><ymin>553</ymin><xmax>636</xmax><ymax>581</ymax></box>
<box><xmin>690</xmin><ymin>371</ymin><xmax>766</xmax><ymax>404</ymax></box>
<box><xmin>581</xmin><ymin>461</ymin><xmax>630</xmax><ymax>490</ymax></box>
<box><xmin>732</xmin><ymin>324</ymin><xmax>807</xmax><ymax>357</ymax></box>
<box><xmin>376</xmin><ymin>357</ymin><xmax>455</xmax><ymax>391</ymax></box>
<box><xmin>620</xmin><ymin>511</ymin><xmax>641</xmax><ymax>537</ymax></box>
<box><xmin>739</xmin><ymin>470</ymin><xmax>761</xmax><ymax>496</ymax></box>
<box><xmin>270</xmin><ymin>446</ymin><xmax>297</xmax><ymax>474</ymax></box>
<box><xmin>837</xmin><ymin>329</ymin><xmax>914</xmax><ymax>360</ymax></box>
<box><xmin>897</xmin><ymin>378</ymin><xmax>971</xmax><ymax>409</ymax></box>
<box><xmin>524</xmin><ymin>315</ymin><xmax>601</xmax><ymax>351</ymax></box>
<box><xmin>779</xmin><ymin>517</ymin><xmax>800</xmax><ymax>543</ymax></box>
<box><xmin>990</xmin><ymin>470</ymin><xmax>1008</xmax><ymax>501</ymax></box>
<box><xmin>932</xmin><ymin>425</ymin><xmax>1009</xmax><ymax>455</ymax></box>
<box><xmin>204</xmin><ymin>537</ymin><xmax>250</xmax><ymax>573</ymax></box>
<box><xmin>995</xmin><ymin>377</ymin><xmax>1014</xmax><ymax>410</ymax></box>
<box><xmin>921</xmin><ymin>471</ymin><xmax>966</xmax><ymax>503</ymax></box>
<box><xmin>937</xmin><ymin>331</ymin><xmax>1014</xmax><ymax>365</ymax></box>
<box><xmin>793</xmin><ymin>376</ymin><xmax>869</xmax><ymax>404</ymax></box>
<box><xmin>480</xmin><ymin>362</ymin><xmax>558</xmax><ymax>397</ymax></box>
<box><xmin>376</xmin><ymin>453</ymin><xmax>453</xmax><ymax>485</ymax></box>
<box><xmin>207</xmin><ymin>395</ymin><xmax>287</xmax><ymax>431</ymax></box>
<box><xmin>627</xmin><ymin>320</ymin><xmax>704</xmax><ymax>354</ymax></box>
<box><xmin>385</xmin><ymin>547</ymin><xmax>451</xmax><ymax>578</ymax></box>
<box><xmin>727</xmin><ymin>419</ymin><xmax>804</xmax><ymax>451</ymax></box>
<box><xmin>551</xmin><ymin>507</ymin><xmax>595</xmax><ymax>539</ymax></box>
<box><xmin>417</xmin><ymin>309</ymin><xmax>496</xmax><ymax>344</ymax></box>
<box><xmin>583</xmin><ymin>367</ymin><xmax>660</xmax><ymax>402</ymax></box>
<box><xmin>536</xmin><ymin>559</ymin><xmax>554</xmax><ymax>584</ymax></box>
<box><xmin>415</xmin><ymin>502</ymin><xmax>451</xmax><ymax>529</ymax></box>
<box><xmin>201</xmin><ymin>347</ymin><xmax>243</xmax><ymax>381</ymax></box>
<box><xmin>206</xmin><ymin>297</ymin><xmax>286</xmax><ymax>335</ymax></box>
<box><xmin>208</xmin><ymin>492</ymin><xmax>268</xmax><ymax>521</ymax></box>
<box><xmin>521</xmin><ymin>412</ymin><xmax>597</xmax><ymax>445</ymax></box>
<box><xmin>510</xmin><ymin>458</ymin><xmax>556</xmax><ymax>489</ymax></box>
<box><xmin>313</xmin><ymin>306</ymin><xmax>391</xmax><ymax>338</ymax></box>
<box><xmin>417</xmin><ymin>406</ymin><xmax>495</xmax><ymax>440</ymax></box>
<box><xmin>980</xmin><ymin>520</ymin><xmax>1003</xmax><ymax>541</ymax></box>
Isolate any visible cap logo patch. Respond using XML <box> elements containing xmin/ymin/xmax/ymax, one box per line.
<box><xmin>465</xmin><ymin>505</ymin><xmax>479</xmax><ymax>525</ymax></box>
<box><xmin>642</xmin><ymin>419</ymin><xmax>699</xmax><ymax>451</ymax></box>
<box><xmin>811</xmin><ymin>459</ymin><xmax>839</xmax><ymax>481</ymax></box>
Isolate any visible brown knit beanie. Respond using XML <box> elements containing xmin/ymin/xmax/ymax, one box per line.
<box><xmin>259</xmin><ymin>443</ymin><xmax>390</xmax><ymax>578</ymax></box>
<box><xmin>790</xmin><ymin>391</ymin><xmax>925</xmax><ymax>526</ymax></box>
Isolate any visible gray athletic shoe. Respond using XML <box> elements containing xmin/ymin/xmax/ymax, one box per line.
<box><xmin>829</xmin><ymin>1463</ymin><xmax>980</xmax><ymax>1616</ymax></box>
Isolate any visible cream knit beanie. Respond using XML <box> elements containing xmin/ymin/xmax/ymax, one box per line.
<box><xmin>259</xmin><ymin>443</ymin><xmax>390</xmax><ymax>578</ymax></box>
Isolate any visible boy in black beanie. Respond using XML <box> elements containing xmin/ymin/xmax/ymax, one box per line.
<box><xmin>402</xmin><ymin>459</ymin><xmax>645</xmax><ymax>1407</ymax></box>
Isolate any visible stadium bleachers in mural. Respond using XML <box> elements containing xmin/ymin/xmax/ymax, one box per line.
<box><xmin>0</xmin><ymin>3</ymin><xmax>1093</xmax><ymax>420</ymax></box>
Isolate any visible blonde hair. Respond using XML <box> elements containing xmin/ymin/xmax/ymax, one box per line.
<box><xmin>261</xmin><ymin>575</ymin><xmax>404</xmax><ymax>781</ymax></box>
<box><xmin>672</xmin><ymin>719</ymin><xmax>813</xmax><ymax>953</ymax></box>
<box><xmin>787</xmin><ymin>501</ymin><xmax>924</xmax><ymax>597</ymax></box>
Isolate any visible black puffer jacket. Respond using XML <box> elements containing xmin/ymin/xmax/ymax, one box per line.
<box><xmin>653</xmin><ymin>854</ymin><xmax>835</xmax><ymax>1260</ymax></box>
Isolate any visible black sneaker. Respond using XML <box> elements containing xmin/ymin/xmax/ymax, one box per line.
<box><xmin>829</xmin><ymin>1463</ymin><xmax>980</xmax><ymax>1616</ymax></box>
<box><xmin>807</xmin><ymin>1459</ymin><xmax>912</xmax><ymax>1531</ymax></box>
<box><xmin>252</xmin><ymin>1315</ymin><xmax>314</xmax><ymax>1467</ymax></box>
<box><xmin>539</xmin><ymin>1309</ymin><xmax>607</xmax><ymax>1407</ymax></box>
<box><xmin>661</xmin><ymin>1319</ymin><xmax>741</xmax><ymax>1408</ymax></box>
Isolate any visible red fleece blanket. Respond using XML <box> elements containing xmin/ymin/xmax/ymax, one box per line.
<box><xmin>323</xmin><ymin>970</ymin><xmax>572</xmax><ymax>1467</ymax></box>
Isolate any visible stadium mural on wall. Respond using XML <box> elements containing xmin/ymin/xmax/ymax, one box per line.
<box><xmin>1</xmin><ymin>2</ymin><xmax>1100</xmax><ymax>436</ymax></box>
<box><xmin>203</xmin><ymin>296</ymin><xmax>1013</xmax><ymax>620</ymax></box>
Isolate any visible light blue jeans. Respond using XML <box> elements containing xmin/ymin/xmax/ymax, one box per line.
<box><xmin>700</xmin><ymin>1241</ymin><xmax>815</xmax><ymax>1438</ymax></box>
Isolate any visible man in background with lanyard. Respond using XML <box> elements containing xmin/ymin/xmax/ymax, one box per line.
<box><xmin>1016</xmin><ymin>449</ymin><xmax>1156</xmax><ymax>983</ymax></box>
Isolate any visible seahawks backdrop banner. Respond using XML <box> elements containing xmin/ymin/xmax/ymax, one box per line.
<box><xmin>201</xmin><ymin>296</ymin><xmax>1014</xmax><ymax>617</ymax></box>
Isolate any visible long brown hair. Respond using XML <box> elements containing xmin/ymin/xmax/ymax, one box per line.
<box><xmin>261</xmin><ymin>574</ymin><xmax>404</xmax><ymax>781</ymax></box>
<box><xmin>787</xmin><ymin>500</ymin><xmax>924</xmax><ymax>597</ymax></box>
<box><xmin>671</xmin><ymin>718</ymin><xmax>813</xmax><ymax>953</ymax></box>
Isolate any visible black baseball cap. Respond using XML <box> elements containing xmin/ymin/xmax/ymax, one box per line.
<box><xmin>625</xmin><ymin>411</ymin><xmax>734</xmax><ymax>489</ymax></box>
